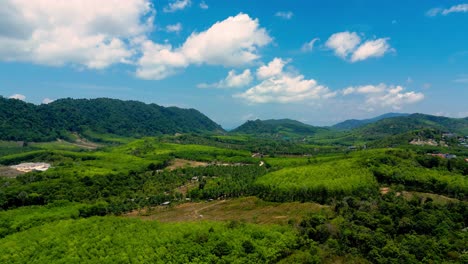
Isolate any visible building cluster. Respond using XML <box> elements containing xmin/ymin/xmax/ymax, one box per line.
<box><xmin>443</xmin><ymin>133</ymin><xmax>468</xmax><ymax>148</ymax></box>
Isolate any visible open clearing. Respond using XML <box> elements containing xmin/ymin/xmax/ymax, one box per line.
<box><xmin>401</xmin><ymin>191</ymin><xmax>459</xmax><ymax>204</ymax></box>
<box><xmin>0</xmin><ymin>166</ymin><xmax>24</xmax><ymax>177</ymax></box>
<box><xmin>125</xmin><ymin>196</ymin><xmax>328</xmax><ymax>225</ymax></box>
<box><xmin>166</xmin><ymin>158</ymin><xmax>208</xmax><ymax>170</ymax></box>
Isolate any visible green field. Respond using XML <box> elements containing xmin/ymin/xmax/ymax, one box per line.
<box><xmin>255</xmin><ymin>159</ymin><xmax>378</xmax><ymax>202</ymax></box>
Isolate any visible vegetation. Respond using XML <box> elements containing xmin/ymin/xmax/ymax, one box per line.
<box><xmin>0</xmin><ymin>97</ymin><xmax>223</xmax><ymax>141</ymax></box>
<box><xmin>331</xmin><ymin>112</ymin><xmax>409</xmax><ymax>130</ymax></box>
<box><xmin>231</xmin><ymin>119</ymin><xmax>328</xmax><ymax>138</ymax></box>
<box><xmin>0</xmin><ymin>107</ymin><xmax>467</xmax><ymax>263</ymax></box>
<box><xmin>255</xmin><ymin>159</ymin><xmax>378</xmax><ymax>203</ymax></box>
<box><xmin>0</xmin><ymin>217</ymin><xmax>299</xmax><ymax>264</ymax></box>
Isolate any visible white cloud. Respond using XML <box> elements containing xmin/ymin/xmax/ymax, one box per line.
<box><xmin>197</xmin><ymin>69</ymin><xmax>253</xmax><ymax>89</ymax></box>
<box><xmin>166</xmin><ymin>23</ymin><xmax>182</xmax><ymax>33</ymax></box>
<box><xmin>325</xmin><ymin>31</ymin><xmax>361</xmax><ymax>58</ymax></box>
<box><xmin>0</xmin><ymin>0</ymin><xmax>154</xmax><ymax>69</ymax></box>
<box><xmin>236</xmin><ymin>58</ymin><xmax>335</xmax><ymax>104</ymax></box>
<box><xmin>199</xmin><ymin>1</ymin><xmax>209</xmax><ymax>9</ymax></box>
<box><xmin>343</xmin><ymin>84</ymin><xmax>386</xmax><ymax>95</ymax></box>
<box><xmin>42</xmin><ymin>98</ymin><xmax>54</xmax><ymax>104</ymax></box>
<box><xmin>301</xmin><ymin>38</ymin><xmax>320</xmax><ymax>52</ymax></box>
<box><xmin>342</xmin><ymin>84</ymin><xmax>424</xmax><ymax>110</ymax></box>
<box><xmin>326</xmin><ymin>31</ymin><xmax>393</xmax><ymax>62</ymax></box>
<box><xmin>164</xmin><ymin>0</ymin><xmax>191</xmax><ymax>13</ymax></box>
<box><xmin>427</xmin><ymin>4</ymin><xmax>468</xmax><ymax>16</ymax></box>
<box><xmin>351</xmin><ymin>38</ymin><xmax>392</xmax><ymax>62</ymax></box>
<box><xmin>256</xmin><ymin>58</ymin><xmax>289</xmax><ymax>80</ymax></box>
<box><xmin>137</xmin><ymin>13</ymin><xmax>272</xmax><ymax>80</ymax></box>
<box><xmin>275</xmin><ymin>11</ymin><xmax>294</xmax><ymax>20</ymax></box>
<box><xmin>9</xmin><ymin>94</ymin><xmax>26</xmax><ymax>101</ymax></box>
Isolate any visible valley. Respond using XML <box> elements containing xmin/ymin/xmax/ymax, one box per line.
<box><xmin>0</xmin><ymin>97</ymin><xmax>467</xmax><ymax>263</ymax></box>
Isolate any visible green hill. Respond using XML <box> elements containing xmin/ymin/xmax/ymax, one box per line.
<box><xmin>332</xmin><ymin>113</ymin><xmax>409</xmax><ymax>130</ymax></box>
<box><xmin>355</xmin><ymin>113</ymin><xmax>468</xmax><ymax>140</ymax></box>
<box><xmin>231</xmin><ymin>119</ymin><xmax>328</xmax><ymax>138</ymax></box>
<box><xmin>0</xmin><ymin>97</ymin><xmax>223</xmax><ymax>141</ymax></box>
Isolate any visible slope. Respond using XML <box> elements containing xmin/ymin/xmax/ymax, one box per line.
<box><xmin>0</xmin><ymin>97</ymin><xmax>223</xmax><ymax>141</ymax></box>
<box><xmin>231</xmin><ymin>119</ymin><xmax>328</xmax><ymax>138</ymax></box>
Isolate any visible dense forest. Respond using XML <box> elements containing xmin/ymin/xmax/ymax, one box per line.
<box><xmin>0</xmin><ymin>97</ymin><xmax>223</xmax><ymax>141</ymax></box>
<box><xmin>232</xmin><ymin>119</ymin><xmax>328</xmax><ymax>138</ymax></box>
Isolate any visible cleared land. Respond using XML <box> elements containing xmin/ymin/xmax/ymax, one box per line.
<box><xmin>166</xmin><ymin>158</ymin><xmax>208</xmax><ymax>170</ymax></box>
<box><xmin>125</xmin><ymin>197</ymin><xmax>328</xmax><ymax>225</ymax></box>
<box><xmin>0</xmin><ymin>166</ymin><xmax>24</xmax><ymax>178</ymax></box>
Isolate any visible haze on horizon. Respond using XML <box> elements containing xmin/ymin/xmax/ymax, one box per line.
<box><xmin>0</xmin><ymin>0</ymin><xmax>467</xmax><ymax>128</ymax></box>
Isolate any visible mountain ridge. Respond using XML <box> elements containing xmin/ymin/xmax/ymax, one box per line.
<box><xmin>332</xmin><ymin>113</ymin><xmax>410</xmax><ymax>130</ymax></box>
<box><xmin>0</xmin><ymin>97</ymin><xmax>223</xmax><ymax>141</ymax></box>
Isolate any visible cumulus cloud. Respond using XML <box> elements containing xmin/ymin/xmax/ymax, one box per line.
<box><xmin>325</xmin><ymin>31</ymin><xmax>392</xmax><ymax>62</ymax></box>
<box><xmin>0</xmin><ymin>0</ymin><xmax>155</xmax><ymax>69</ymax></box>
<box><xmin>42</xmin><ymin>98</ymin><xmax>54</xmax><ymax>104</ymax></box>
<box><xmin>199</xmin><ymin>1</ymin><xmax>209</xmax><ymax>9</ymax></box>
<box><xmin>197</xmin><ymin>69</ymin><xmax>253</xmax><ymax>89</ymax></box>
<box><xmin>325</xmin><ymin>32</ymin><xmax>361</xmax><ymax>58</ymax></box>
<box><xmin>275</xmin><ymin>11</ymin><xmax>294</xmax><ymax>20</ymax></box>
<box><xmin>342</xmin><ymin>84</ymin><xmax>424</xmax><ymax>110</ymax></box>
<box><xmin>164</xmin><ymin>0</ymin><xmax>191</xmax><ymax>13</ymax></box>
<box><xmin>9</xmin><ymin>94</ymin><xmax>26</xmax><ymax>101</ymax></box>
<box><xmin>342</xmin><ymin>84</ymin><xmax>386</xmax><ymax>95</ymax></box>
<box><xmin>301</xmin><ymin>38</ymin><xmax>320</xmax><ymax>52</ymax></box>
<box><xmin>136</xmin><ymin>13</ymin><xmax>272</xmax><ymax>80</ymax></box>
<box><xmin>236</xmin><ymin>58</ymin><xmax>335</xmax><ymax>104</ymax></box>
<box><xmin>351</xmin><ymin>38</ymin><xmax>391</xmax><ymax>62</ymax></box>
<box><xmin>427</xmin><ymin>4</ymin><xmax>468</xmax><ymax>16</ymax></box>
<box><xmin>256</xmin><ymin>58</ymin><xmax>289</xmax><ymax>80</ymax></box>
<box><xmin>166</xmin><ymin>23</ymin><xmax>182</xmax><ymax>33</ymax></box>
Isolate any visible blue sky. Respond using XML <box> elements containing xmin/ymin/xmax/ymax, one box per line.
<box><xmin>0</xmin><ymin>0</ymin><xmax>467</xmax><ymax>128</ymax></box>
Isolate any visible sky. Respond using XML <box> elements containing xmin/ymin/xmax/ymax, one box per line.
<box><xmin>0</xmin><ymin>0</ymin><xmax>467</xmax><ymax>129</ymax></box>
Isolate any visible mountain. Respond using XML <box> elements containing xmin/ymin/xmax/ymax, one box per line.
<box><xmin>0</xmin><ymin>97</ymin><xmax>223</xmax><ymax>141</ymax></box>
<box><xmin>354</xmin><ymin>113</ymin><xmax>468</xmax><ymax>141</ymax></box>
<box><xmin>332</xmin><ymin>113</ymin><xmax>409</xmax><ymax>130</ymax></box>
<box><xmin>231</xmin><ymin>119</ymin><xmax>328</xmax><ymax>138</ymax></box>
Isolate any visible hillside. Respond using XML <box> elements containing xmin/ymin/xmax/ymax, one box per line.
<box><xmin>231</xmin><ymin>119</ymin><xmax>328</xmax><ymax>138</ymax></box>
<box><xmin>355</xmin><ymin>113</ymin><xmax>468</xmax><ymax>140</ymax></box>
<box><xmin>332</xmin><ymin>113</ymin><xmax>409</xmax><ymax>130</ymax></box>
<box><xmin>0</xmin><ymin>97</ymin><xmax>223</xmax><ymax>141</ymax></box>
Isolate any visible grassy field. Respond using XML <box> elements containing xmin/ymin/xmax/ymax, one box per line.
<box><xmin>126</xmin><ymin>196</ymin><xmax>329</xmax><ymax>225</ymax></box>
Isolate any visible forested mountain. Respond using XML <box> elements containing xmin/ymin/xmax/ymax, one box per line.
<box><xmin>0</xmin><ymin>97</ymin><xmax>223</xmax><ymax>141</ymax></box>
<box><xmin>231</xmin><ymin>119</ymin><xmax>328</xmax><ymax>138</ymax></box>
<box><xmin>355</xmin><ymin>113</ymin><xmax>468</xmax><ymax>139</ymax></box>
<box><xmin>332</xmin><ymin>113</ymin><xmax>409</xmax><ymax>130</ymax></box>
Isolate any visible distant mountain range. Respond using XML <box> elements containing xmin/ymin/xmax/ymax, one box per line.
<box><xmin>355</xmin><ymin>113</ymin><xmax>468</xmax><ymax>138</ymax></box>
<box><xmin>0</xmin><ymin>97</ymin><xmax>223</xmax><ymax>141</ymax></box>
<box><xmin>2</xmin><ymin>96</ymin><xmax>467</xmax><ymax>143</ymax></box>
<box><xmin>231</xmin><ymin>114</ymin><xmax>468</xmax><ymax>144</ymax></box>
<box><xmin>331</xmin><ymin>113</ymin><xmax>410</xmax><ymax>130</ymax></box>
